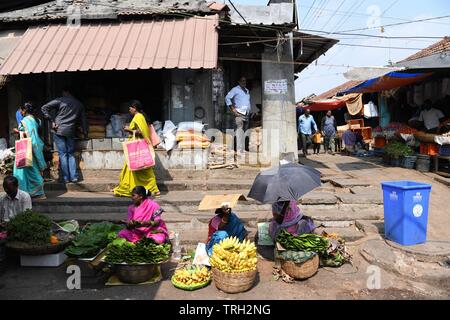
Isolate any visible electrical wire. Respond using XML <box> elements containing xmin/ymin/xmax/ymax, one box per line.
<box><xmin>300</xmin><ymin>0</ymin><xmax>318</xmax><ymax>29</ymax></box>
<box><xmin>318</xmin><ymin>0</ymin><xmax>346</xmax><ymax>32</ymax></box>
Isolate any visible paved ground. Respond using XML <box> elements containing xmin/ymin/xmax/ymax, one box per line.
<box><xmin>1</xmin><ymin>153</ymin><xmax>450</xmax><ymax>299</ymax></box>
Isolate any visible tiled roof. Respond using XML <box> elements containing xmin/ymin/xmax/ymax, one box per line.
<box><xmin>397</xmin><ymin>36</ymin><xmax>450</xmax><ymax>63</ymax></box>
<box><xmin>0</xmin><ymin>0</ymin><xmax>215</xmax><ymax>23</ymax></box>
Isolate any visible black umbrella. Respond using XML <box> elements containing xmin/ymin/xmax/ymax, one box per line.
<box><xmin>247</xmin><ymin>163</ymin><xmax>321</xmax><ymax>204</ymax></box>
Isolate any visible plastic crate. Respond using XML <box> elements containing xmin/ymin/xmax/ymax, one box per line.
<box><xmin>420</xmin><ymin>142</ymin><xmax>439</xmax><ymax>156</ymax></box>
<box><xmin>381</xmin><ymin>181</ymin><xmax>432</xmax><ymax>245</ymax></box>
<box><xmin>373</xmin><ymin>137</ymin><xmax>386</xmax><ymax>148</ymax></box>
<box><xmin>439</xmin><ymin>144</ymin><xmax>450</xmax><ymax>157</ymax></box>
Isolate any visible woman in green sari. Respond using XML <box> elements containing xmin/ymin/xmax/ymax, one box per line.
<box><xmin>13</xmin><ymin>103</ymin><xmax>47</xmax><ymax>199</ymax></box>
<box><xmin>113</xmin><ymin>100</ymin><xmax>160</xmax><ymax>198</ymax></box>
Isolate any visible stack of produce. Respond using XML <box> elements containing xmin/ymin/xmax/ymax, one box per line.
<box><xmin>171</xmin><ymin>265</ymin><xmax>212</xmax><ymax>290</ymax></box>
<box><xmin>65</xmin><ymin>222</ymin><xmax>123</xmax><ymax>258</ymax></box>
<box><xmin>320</xmin><ymin>232</ymin><xmax>352</xmax><ymax>267</ymax></box>
<box><xmin>105</xmin><ymin>237</ymin><xmax>171</xmax><ymax>264</ymax></box>
<box><xmin>209</xmin><ymin>237</ymin><xmax>257</xmax><ymax>273</ymax></box>
<box><xmin>7</xmin><ymin>210</ymin><xmax>53</xmax><ymax>245</ymax></box>
<box><xmin>276</xmin><ymin>230</ymin><xmax>329</xmax><ymax>254</ymax></box>
<box><xmin>87</xmin><ymin>113</ymin><xmax>108</xmax><ymax>139</ymax></box>
<box><xmin>384</xmin><ymin>141</ymin><xmax>413</xmax><ymax>159</ymax></box>
<box><xmin>176</xmin><ymin>130</ymin><xmax>210</xmax><ymax>149</ymax></box>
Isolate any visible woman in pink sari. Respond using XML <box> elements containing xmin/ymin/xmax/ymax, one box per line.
<box><xmin>118</xmin><ymin>186</ymin><xmax>169</xmax><ymax>244</ymax></box>
<box><xmin>269</xmin><ymin>200</ymin><xmax>316</xmax><ymax>242</ymax></box>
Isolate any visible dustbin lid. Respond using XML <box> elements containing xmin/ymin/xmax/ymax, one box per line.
<box><xmin>381</xmin><ymin>180</ymin><xmax>432</xmax><ymax>190</ymax></box>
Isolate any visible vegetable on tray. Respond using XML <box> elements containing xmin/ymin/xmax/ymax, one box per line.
<box><xmin>105</xmin><ymin>237</ymin><xmax>171</xmax><ymax>265</ymax></box>
<box><xmin>6</xmin><ymin>210</ymin><xmax>52</xmax><ymax>245</ymax></box>
<box><xmin>65</xmin><ymin>222</ymin><xmax>123</xmax><ymax>258</ymax></box>
<box><xmin>276</xmin><ymin>230</ymin><xmax>329</xmax><ymax>254</ymax></box>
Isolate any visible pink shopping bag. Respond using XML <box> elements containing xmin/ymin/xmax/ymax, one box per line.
<box><xmin>15</xmin><ymin>138</ymin><xmax>33</xmax><ymax>168</ymax></box>
<box><xmin>123</xmin><ymin>139</ymin><xmax>155</xmax><ymax>171</ymax></box>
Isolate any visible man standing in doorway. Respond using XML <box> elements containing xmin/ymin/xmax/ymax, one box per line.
<box><xmin>321</xmin><ymin>110</ymin><xmax>337</xmax><ymax>155</ymax></box>
<box><xmin>225</xmin><ymin>76</ymin><xmax>251</xmax><ymax>154</ymax></box>
<box><xmin>298</xmin><ymin>109</ymin><xmax>318</xmax><ymax>158</ymax></box>
<box><xmin>419</xmin><ymin>99</ymin><xmax>445</xmax><ymax>133</ymax></box>
<box><xmin>41</xmin><ymin>87</ymin><xmax>88</xmax><ymax>184</ymax></box>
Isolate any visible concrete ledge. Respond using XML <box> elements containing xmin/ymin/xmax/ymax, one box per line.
<box><xmin>360</xmin><ymin>239</ymin><xmax>450</xmax><ymax>288</ymax></box>
<box><xmin>329</xmin><ymin>179</ymin><xmax>372</xmax><ymax>188</ymax></box>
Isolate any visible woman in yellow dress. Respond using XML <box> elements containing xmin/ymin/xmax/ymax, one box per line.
<box><xmin>113</xmin><ymin>100</ymin><xmax>160</xmax><ymax>197</ymax></box>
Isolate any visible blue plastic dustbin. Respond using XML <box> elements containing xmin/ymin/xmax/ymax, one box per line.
<box><xmin>381</xmin><ymin>181</ymin><xmax>432</xmax><ymax>246</ymax></box>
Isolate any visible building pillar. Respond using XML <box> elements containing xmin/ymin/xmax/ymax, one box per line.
<box><xmin>261</xmin><ymin>34</ymin><xmax>298</xmax><ymax>165</ymax></box>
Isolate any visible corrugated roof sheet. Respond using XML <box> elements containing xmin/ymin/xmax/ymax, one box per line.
<box><xmin>0</xmin><ymin>15</ymin><xmax>219</xmax><ymax>75</ymax></box>
<box><xmin>397</xmin><ymin>37</ymin><xmax>450</xmax><ymax>63</ymax></box>
<box><xmin>0</xmin><ymin>0</ymin><xmax>214</xmax><ymax>22</ymax></box>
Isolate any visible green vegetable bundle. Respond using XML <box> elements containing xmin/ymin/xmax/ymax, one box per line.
<box><xmin>7</xmin><ymin>210</ymin><xmax>52</xmax><ymax>245</ymax></box>
<box><xmin>384</xmin><ymin>141</ymin><xmax>413</xmax><ymax>159</ymax></box>
<box><xmin>276</xmin><ymin>230</ymin><xmax>329</xmax><ymax>254</ymax></box>
<box><xmin>105</xmin><ymin>237</ymin><xmax>171</xmax><ymax>265</ymax></box>
<box><xmin>65</xmin><ymin>222</ymin><xmax>123</xmax><ymax>258</ymax></box>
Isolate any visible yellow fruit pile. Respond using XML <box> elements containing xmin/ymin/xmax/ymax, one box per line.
<box><xmin>210</xmin><ymin>237</ymin><xmax>257</xmax><ymax>273</ymax></box>
<box><xmin>172</xmin><ymin>265</ymin><xmax>211</xmax><ymax>286</ymax></box>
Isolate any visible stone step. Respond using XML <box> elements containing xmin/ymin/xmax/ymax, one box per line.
<box><xmin>40</xmin><ymin>179</ymin><xmax>255</xmax><ymax>193</ymax></box>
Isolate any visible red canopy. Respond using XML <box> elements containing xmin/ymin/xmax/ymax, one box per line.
<box><xmin>306</xmin><ymin>99</ymin><xmax>346</xmax><ymax>111</ymax></box>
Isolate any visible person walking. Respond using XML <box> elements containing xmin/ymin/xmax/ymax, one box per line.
<box><xmin>113</xmin><ymin>100</ymin><xmax>160</xmax><ymax>198</ymax></box>
<box><xmin>41</xmin><ymin>87</ymin><xmax>88</xmax><ymax>184</ymax></box>
<box><xmin>298</xmin><ymin>109</ymin><xmax>318</xmax><ymax>158</ymax></box>
<box><xmin>13</xmin><ymin>103</ymin><xmax>47</xmax><ymax>199</ymax></box>
<box><xmin>321</xmin><ymin>110</ymin><xmax>337</xmax><ymax>155</ymax></box>
<box><xmin>225</xmin><ymin>76</ymin><xmax>251</xmax><ymax>155</ymax></box>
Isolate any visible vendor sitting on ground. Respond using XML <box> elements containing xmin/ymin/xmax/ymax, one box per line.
<box><xmin>269</xmin><ymin>200</ymin><xmax>316</xmax><ymax>242</ymax></box>
<box><xmin>206</xmin><ymin>205</ymin><xmax>248</xmax><ymax>255</ymax></box>
<box><xmin>342</xmin><ymin>129</ymin><xmax>357</xmax><ymax>155</ymax></box>
<box><xmin>0</xmin><ymin>176</ymin><xmax>32</xmax><ymax>223</ymax></box>
<box><xmin>118</xmin><ymin>186</ymin><xmax>169</xmax><ymax>244</ymax></box>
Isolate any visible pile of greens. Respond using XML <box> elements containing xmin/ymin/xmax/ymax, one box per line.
<box><xmin>384</xmin><ymin>141</ymin><xmax>413</xmax><ymax>159</ymax></box>
<box><xmin>105</xmin><ymin>237</ymin><xmax>171</xmax><ymax>265</ymax></box>
<box><xmin>7</xmin><ymin>210</ymin><xmax>52</xmax><ymax>245</ymax></box>
<box><xmin>276</xmin><ymin>230</ymin><xmax>329</xmax><ymax>254</ymax></box>
<box><xmin>65</xmin><ymin>222</ymin><xmax>123</xmax><ymax>258</ymax></box>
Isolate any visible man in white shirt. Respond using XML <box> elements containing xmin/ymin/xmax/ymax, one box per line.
<box><xmin>0</xmin><ymin>176</ymin><xmax>32</xmax><ymax>222</ymax></box>
<box><xmin>419</xmin><ymin>100</ymin><xmax>445</xmax><ymax>133</ymax></box>
<box><xmin>225</xmin><ymin>77</ymin><xmax>251</xmax><ymax>153</ymax></box>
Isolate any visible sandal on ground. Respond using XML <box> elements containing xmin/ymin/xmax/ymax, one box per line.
<box><xmin>153</xmin><ymin>192</ymin><xmax>161</xmax><ymax>198</ymax></box>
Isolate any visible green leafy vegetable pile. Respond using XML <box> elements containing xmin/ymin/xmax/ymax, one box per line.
<box><xmin>384</xmin><ymin>141</ymin><xmax>413</xmax><ymax>159</ymax></box>
<box><xmin>105</xmin><ymin>237</ymin><xmax>171</xmax><ymax>265</ymax></box>
<box><xmin>276</xmin><ymin>230</ymin><xmax>329</xmax><ymax>254</ymax></box>
<box><xmin>65</xmin><ymin>222</ymin><xmax>123</xmax><ymax>258</ymax></box>
<box><xmin>7</xmin><ymin>210</ymin><xmax>52</xmax><ymax>245</ymax></box>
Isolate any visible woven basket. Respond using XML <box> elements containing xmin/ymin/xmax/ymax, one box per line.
<box><xmin>281</xmin><ymin>254</ymin><xmax>319</xmax><ymax>280</ymax></box>
<box><xmin>6</xmin><ymin>240</ymin><xmax>70</xmax><ymax>256</ymax></box>
<box><xmin>212</xmin><ymin>268</ymin><xmax>257</xmax><ymax>294</ymax></box>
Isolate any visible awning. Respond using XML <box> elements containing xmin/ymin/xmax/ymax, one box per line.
<box><xmin>340</xmin><ymin>71</ymin><xmax>433</xmax><ymax>94</ymax></box>
<box><xmin>0</xmin><ymin>15</ymin><xmax>219</xmax><ymax>75</ymax></box>
<box><xmin>306</xmin><ymin>93</ymin><xmax>362</xmax><ymax>112</ymax></box>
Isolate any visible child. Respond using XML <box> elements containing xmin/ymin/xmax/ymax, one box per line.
<box><xmin>312</xmin><ymin>132</ymin><xmax>322</xmax><ymax>154</ymax></box>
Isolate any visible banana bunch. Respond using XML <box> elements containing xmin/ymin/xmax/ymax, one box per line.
<box><xmin>172</xmin><ymin>265</ymin><xmax>211</xmax><ymax>288</ymax></box>
<box><xmin>209</xmin><ymin>236</ymin><xmax>257</xmax><ymax>273</ymax></box>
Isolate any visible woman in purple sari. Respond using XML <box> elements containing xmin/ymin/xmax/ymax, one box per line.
<box><xmin>118</xmin><ymin>186</ymin><xmax>169</xmax><ymax>244</ymax></box>
<box><xmin>269</xmin><ymin>200</ymin><xmax>316</xmax><ymax>242</ymax></box>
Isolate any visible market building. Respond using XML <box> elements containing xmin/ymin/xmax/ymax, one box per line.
<box><xmin>0</xmin><ymin>0</ymin><xmax>337</xmax><ymax>172</ymax></box>
<box><xmin>300</xmin><ymin>37</ymin><xmax>450</xmax><ymax>175</ymax></box>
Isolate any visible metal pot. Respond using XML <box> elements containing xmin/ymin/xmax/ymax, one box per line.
<box><xmin>115</xmin><ymin>264</ymin><xmax>157</xmax><ymax>284</ymax></box>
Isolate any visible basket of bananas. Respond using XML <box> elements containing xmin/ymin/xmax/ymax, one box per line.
<box><xmin>171</xmin><ymin>265</ymin><xmax>212</xmax><ymax>291</ymax></box>
<box><xmin>209</xmin><ymin>237</ymin><xmax>258</xmax><ymax>293</ymax></box>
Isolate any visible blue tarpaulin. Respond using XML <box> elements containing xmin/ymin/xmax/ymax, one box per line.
<box><xmin>339</xmin><ymin>71</ymin><xmax>433</xmax><ymax>94</ymax></box>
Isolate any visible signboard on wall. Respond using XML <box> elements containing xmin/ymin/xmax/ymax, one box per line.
<box><xmin>264</xmin><ymin>79</ymin><xmax>288</xmax><ymax>94</ymax></box>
